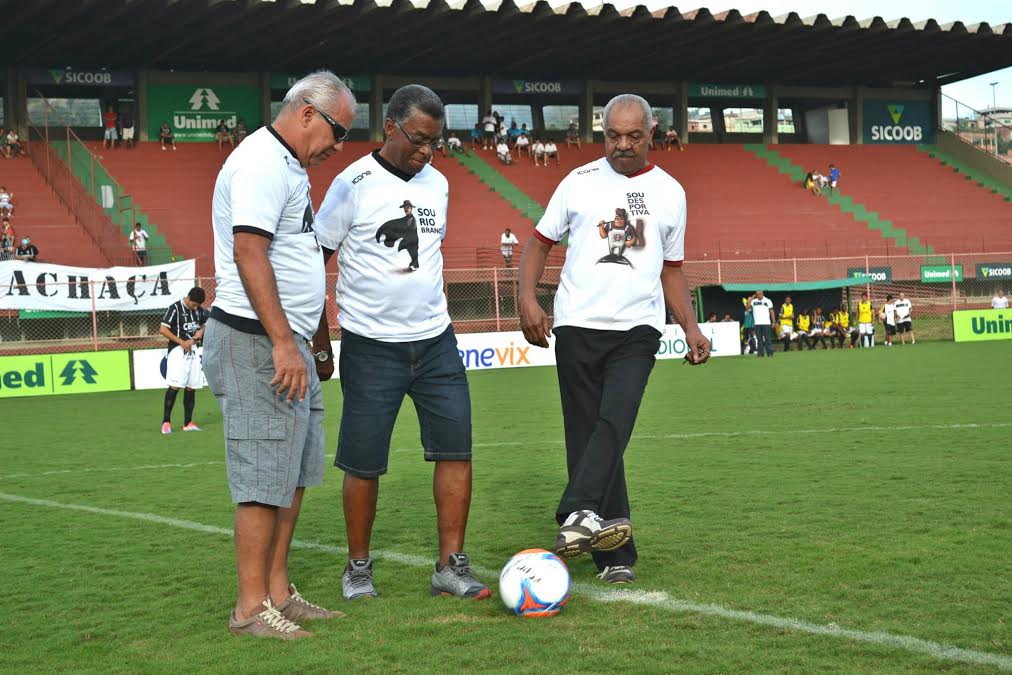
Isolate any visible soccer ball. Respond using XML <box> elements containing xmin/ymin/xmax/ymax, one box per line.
<box><xmin>499</xmin><ymin>548</ymin><xmax>571</xmax><ymax>617</ymax></box>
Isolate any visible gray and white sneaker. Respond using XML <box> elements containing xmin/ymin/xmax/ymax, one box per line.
<box><xmin>596</xmin><ymin>565</ymin><xmax>636</xmax><ymax>584</ymax></box>
<box><xmin>430</xmin><ymin>553</ymin><xmax>492</xmax><ymax>599</ymax></box>
<box><xmin>555</xmin><ymin>510</ymin><xmax>632</xmax><ymax>560</ymax></box>
<box><xmin>342</xmin><ymin>558</ymin><xmax>378</xmax><ymax>600</ymax></box>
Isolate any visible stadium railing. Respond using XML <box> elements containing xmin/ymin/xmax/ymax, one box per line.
<box><xmin>1</xmin><ymin>251</ymin><xmax>1009</xmax><ymax>355</ymax></box>
<box><xmin>940</xmin><ymin>93</ymin><xmax>1012</xmax><ymax>164</ymax></box>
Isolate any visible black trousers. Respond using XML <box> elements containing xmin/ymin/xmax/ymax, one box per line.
<box><xmin>553</xmin><ymin>325</ymin><xmax>660</xmax><ymax>569</ymax></box>
<box><xmin>755</xmin><ymin>324</ymin><xmax>774</xmax><ymax>356</ymax></box>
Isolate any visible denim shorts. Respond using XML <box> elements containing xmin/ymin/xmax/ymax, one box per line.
<box><xmin>336</xmin><ymin>325</ymin><xmax>472</xmax><ymax>477</ymax></box>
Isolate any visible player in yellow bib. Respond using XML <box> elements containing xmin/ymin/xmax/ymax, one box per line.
<box><xmin>834</xmin><ymin>305</ymin><xmax>858</xmax><ymax>349</ymax></box>
<box><xmin>856</xmin><ymin>292</ymin><xmax>875</xmax><ymax>348</ymax></box>
<box><xmin>778</xmin><ymin>295</ymin><xmax>797</xmax><ymax>351</ymax></box>
<box><xmin>795</xmin><ymin>308</ymin><xmax>813</xmax><ymax>350</ymax></box>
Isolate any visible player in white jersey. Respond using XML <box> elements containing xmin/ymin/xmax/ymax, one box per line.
<box><xmin>882</xmin><ymin>294</ymin><xmax>897</xmax><ymax>346</ymax></box>
<box><xmin>893</xmin><ymin>291</ymin><xmax>915</xmax><ymax>345</ymax></box>
<box><xmin>315</xmin><ymin>85</ymin><xmax>489</xmax><ymax>602</ymax></box>
<box><xmin>159</xmin><ymin>287</ymin><xmax>207</xmax><ymax>434</ymax></box>
<box><xmin>519</xmin><ymin>94</ymin><xmax>710</xmax><ymax>585</ymax></box>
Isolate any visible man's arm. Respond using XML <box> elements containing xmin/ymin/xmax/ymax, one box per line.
<box><xmin>518</xmin><ymin>235</ymin><xmax>554</xmax><ymax>348</ymax></box>
<box><xmin>233</xmin><ymin>232</ymin><xmax>307</xmax><ymax>402</ymax></box>
<box><xmin>159</xmin><ymin>325</ymin><xmax>193</xmax><ymax>351</ymax></box>
<box><xmin>661</xmin><ymin>265</ymin><xmax>710</xmax><ymax>364</ymax></box>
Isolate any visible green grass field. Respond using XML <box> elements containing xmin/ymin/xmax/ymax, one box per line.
<box><xmin>2</xmin><ymin>342</ymin><xmax>1010</xmax><ymax>673</ymax></box>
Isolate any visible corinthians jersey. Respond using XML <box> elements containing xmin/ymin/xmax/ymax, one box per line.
<box><xmin>534</xmin><ymin>158</ymin><xmax>685</xmax><ymax>332</ymax></box>
<box><xmin>315</xmin><ymin>151</ymin><xmax>450</xmax><ymax>342</ymax></box>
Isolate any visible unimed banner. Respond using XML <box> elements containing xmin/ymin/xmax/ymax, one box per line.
<box><xmin>0</xmin><ymin>350</ymin><xmax>131</xmax><ymax>398</ymax></box>
<box><xmin>952</xmin><ymin>308</ymin><xmax>1012</xmax><ymax>342</ymax></box>
<box><xmin>146</xmin><ymin>83</ymin><xmax>261</xmax><ymax>142</ymax></box>
<box><xmin>0</xmin><ymin>259</ymin><xmax>196</xmax><ymax>311</ymax></box>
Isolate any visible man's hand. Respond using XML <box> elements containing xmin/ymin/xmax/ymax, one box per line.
<box><xmin>683</xmin><ymin>327</ymin><xmax>712</xmax><ymax>365</ymax></box>
<box><xmin>181</xmin><ymin>339</ymin><xmax>195</xmax><ymax>353</ymax></box>
<box><xmin>520</xmin><ymin>298</ymin><xmax>553</xmax><ymax>348</ymax></box>
<box><xmin>270</xmin><ymin>340</ymin><xmax>308</xmax><ymax>402</ymax></box>
<box><xmin>314</xmin><ymin>344</ymin><xmax>335</xmax><ymax>381</ymax></box>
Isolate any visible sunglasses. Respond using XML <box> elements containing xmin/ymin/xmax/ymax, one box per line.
<box><xmin>304</xmin><ymin>98</ymin><xmax>350</xmax><ymax>144</ymax></box>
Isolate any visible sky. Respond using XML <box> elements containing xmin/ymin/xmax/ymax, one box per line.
<box><xmin>551</xmin><ymin>0</ymin><xmax>1011</xmax><ymax>115</ymax></box>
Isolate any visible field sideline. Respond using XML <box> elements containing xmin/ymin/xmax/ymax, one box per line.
<box><xmin>2</xmin><ymin>342</ymin><xmax>1010</xmax><ymax>673</ymax></box>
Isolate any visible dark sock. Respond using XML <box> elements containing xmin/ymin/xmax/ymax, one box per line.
<box><xmin>183</xmin><ymin>390</ymin><xmax>195</xmax><ymax>425</ymax></box>
<box><xmin>163</xmin><ymin>388</ymin><xmax>179</xmax><ymax>424</ymax></box>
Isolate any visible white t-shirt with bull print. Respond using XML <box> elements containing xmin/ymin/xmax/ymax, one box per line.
<box><xmin>316</xmin><ymin>151</ymin><xmax>450</xmax><ymax>342</ymax></box>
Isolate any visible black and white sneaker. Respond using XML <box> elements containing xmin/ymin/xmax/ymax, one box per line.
<box><xmin>596</xmin><ymin>565</ymin><xmax>635</xmax><ymax>584</ymax></box>
<box><xmin>342</xmin><ymin>558</ymin><xmax>378</xmax><ymax>600</ymax></box>
<box><xmin>554</xmin><ymin>510</ymin><xmax>632</xmax><ymax>560</ymax></box>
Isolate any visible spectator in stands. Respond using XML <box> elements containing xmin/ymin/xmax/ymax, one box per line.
<box><xmin>235</xmin><ymin>119</ymin><xmax>249</xmax><ymax>144</ymax></box>
<box><xmin>5</xmin><ymin>128</ymin><xmax>23</xmax><ymax>158</ymax></box>
<box><xmin>447</xmin><ymin>131</ymin><xmax>467</xmax><ymax>156</ymax></box>
<box><xmin>566</xmin><ymin>122</ymin><xmax>580</xmax><ymax>150</ymax></box>
<box><xmin>894</xmin><ymin>292</ymin><xmax>914</xmax><ymax>345</ymax></box>
<box><xmin>500</xmin><ymin>227</ymin><xmax>520</xmax><ymax>268</ymax></box>
<box><xmin>497</xmin><ymin>122</ymin><xmax>509</xmax><ymax>148</ymax></box>
<box><xmin>432</xmin><ymin>135</ymin><xmax>448</xmax><ymax>159</ymax></box>
<box><xmin>664</xmin><ymin>127</ymin><xmax>683</xmax><ymax>152</ymax></box>
<box><xmin>0</xmin><ymin>186</ymin><xmax>14</xmax><ymax>218</ymax></box>
<box><xmin>496</xmin><ymin>138</ymin><xmax>512</xmax><ymax>165</ymax></box>
<box><xmin>120</xmin><ymin>108</ymin><xmax>135</xmax><ymax>149</ymax></box>
<box><xmin>721</xmin><ymin>313</ymin><xmax>734</xmax><ymax>322</ymax></box>
<box><xmin>993</xmin><ymin>288</ymin><xmax>1008</xmax><ymax>309</ymax></box>
<box><xmin>159</xmin><ymin>122</ymin><xmax>177</xmax><ymax>151</ymax></box>
<box><xmin>804</xmin><ymin>170</ymin><xmax>822</xmax><ymax>196</ymax></box>
<box><xmin>515</xmin><ymin>129</ymin><xmax>530</xmax><ymax>160</ymax></box>
<box><xmin>102</xmin><ymin>104</ymin><xmax>118</xmax><ymax>150</ymax></box>
<box><xmin>0</xmin><ymin>218</ymin><xmax>14</xmax><ymax>261</ymax></box>
<box><xmin>748</xmin><ymin>290</ymin><xmax>775</xmax><ymax>357</ymax></box>
<box><xmin>215</xmin><ymin>120</ymin><xmax>235</xmax><ymax>150</ymax></box>
<box><xmin>129</xmin><ymin>222</ymin><xmax>150</xmax><ymax>266</ymax></box>
<box><xmin>828</xmin><ymin>163</ymin><xmax>841</xmax><ymax>195</ymax></box>
<box><xmin>650</xmin><ymin>117</ymin><xmax>663</xmax><ymax>150</ymax></box>
<box><xmin>15</xmin><ymin>237</ymin><xmax>38</xmax><ymax>262</ymax></box>
<box><xmin>706</xmin><ymin>312</ymin><xmax>718</xmax><ymax>323</ymax></box>
<box><xmin>0</xmin><ymin>127</ymin><xmax>5</xmax><ymax>157</ymax></box>
<box><xmin>482</xmin><ymin>110</ymin><xmax>496</xmax><ymax>150</ymax></box>
<box><xmin>544</xmin><ymin>139</ymin><xmax>560</xmax><ymax>166</ymax></box>
<box><xmin>532</xmin><ymin>139</ymin><xmax>546</xmax><ymax>167</ymax></box>
<box><xmin>470</xmin><ymin>123</ymin><xmax>482</xmax><ymax>152</ymax></box>
<box><xmin>508</xmin><ymin>121</ymin><xmax>521</xmax><ymax>145</ymax></box>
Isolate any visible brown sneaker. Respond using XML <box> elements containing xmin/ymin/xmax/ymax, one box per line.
<box><xmin>228</xmin><ymin>599</ymin><xmax>312</xmax><ymax>639</ymax></box>
<box><xmin>277</xmin><ymin>583</ymin><xmax>345</xmax><ymax>622</ymax></box>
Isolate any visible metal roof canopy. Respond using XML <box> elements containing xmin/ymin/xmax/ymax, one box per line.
<box><xmin>2</xmin><ymin>0</ymin><xmax>1010</xmax><ymax>87</ymax></box>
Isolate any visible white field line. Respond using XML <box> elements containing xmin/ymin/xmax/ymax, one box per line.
<box><xmin>0</xmin><ymin>491</ymin><xmax>1008</xmax><ymax>671</ymax></box>
<box><xmin>0</xmin><ymin>461</ymin><xmax>222</xmax><ymax>481</ymax></box>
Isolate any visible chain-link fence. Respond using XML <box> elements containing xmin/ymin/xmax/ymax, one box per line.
<box><xmin>2</xmin><ymin>251</ymin><xmax>1010</xmax><ymax>355</ymax></box>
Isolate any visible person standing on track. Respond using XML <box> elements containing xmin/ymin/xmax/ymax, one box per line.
<box><xmin>518</xmin><ymin>93</ymin><xmax>710</xmax><ymax>586</ymax></box>
<box><xmin>159</xmin><ymin>287</ymin><xmax>208</xmax><ymax>434</ymax></box>
<box><xmin>203</xmin><ymin>71</ymin><xmax>355</xmax><ymax>639</ymax></box>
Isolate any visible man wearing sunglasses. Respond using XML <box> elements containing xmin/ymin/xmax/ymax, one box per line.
<box><xmin>316</xmin><ymin>84</ymin><xmax>490</xmax><ymax>603</ymax></box>
<box><xmin>205</xmin><ymin>71</ymin><xmax>355</xmax><ymax>640</ymax></box>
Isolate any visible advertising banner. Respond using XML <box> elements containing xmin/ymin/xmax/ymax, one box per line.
<box><xmin>1</xmin><ymin>259</ymin><xmax>197</xmax><ymax>312</ymax></box>
<box><xmin>952</xmin><ymin>308</ymin><xmax>1012</xmax><ymax>342</ymax></box>
<box><xmin>863</xmin><ymin>99</ymin><xmax>934</xmax><ymax>144</ymax></box>
<box><xmin>688</xmin><ymin>84</ymin><xmax>767</xmax><ymax>99</ymax></box>
<box><xmin>270</xmin><ymin>73</ymin><xmax>371</xmax><ymax>92</ymax></box>
<box><xmin>492</xmin><ymin>80</ymin><xmax>583</xmax><ymax>96</ymax></box>
<box><xmin>146</xmin><ymin>84</ymin><xmax>261</xmax><ymax>142</ymax></box>
<box><xmin>921</xmin><ymin>264</ymin><xmax>963</xmax><ymax>283</ymax></box>
<box><xmin>26</xmin><ymin>67</ymin><xmax>135</xmax><ymax>87</ymax></box>
<box><xmin>975</xmin><ymin>262</ymin><xmax>1012</xmax><ymax>281</ymax></box>
<box><xmin>0</xmin><ymin>350</ymin><xmax>131</xmax><ymax>398</ymax></box>
<box><xmin>847</xmin><ymin>266</ymin><xmax>893</xmax><ymax>282</ymax></box>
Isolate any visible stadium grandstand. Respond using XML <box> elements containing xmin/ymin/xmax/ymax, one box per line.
<box><xmin>0</xmin><ymin>0</ymin><xmax>1010</xmax><ymax>345</ymax></box>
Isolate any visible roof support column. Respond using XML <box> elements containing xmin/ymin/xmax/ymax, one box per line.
<box><xmin>676</xmin><ymin>81</ymin><xmax>688</xmax><ymax>144</ymax></box>
<box><xmin>370</xmin><ymin>74</ymin><xmax>384</xmax><ymax>143</ymax></box>
<box><xmin>851</xmin><ymin>86</ymin><xmax>864</xmax><ymax>144</ymax></box>
<box><xmin>137</xmin><ymin>70</ymin><xmax>149</xmax><ymax>141</ymax></box>
<box><xmin>7</xmin><ymin>66</ymin><xmax>26</xmax><ymax>133</ymax></box>
<box><xmin>479</xmin><ymin>75</ymin><xmax>492</xmax><ymax>127</ymax></box>
<box><xmin>581</xmin><ymin>79</ymin><xmax>594</xmax><ymax>143</ymax></box>
<box><xmin>259</xmin><ymin>71</ymin><xmax>271</xmax><ymax>128</ymax></box>
<box><xmin>763</xmin><ymin>85</ymin><xmax>778</xmax><ymax>145</ymax></box>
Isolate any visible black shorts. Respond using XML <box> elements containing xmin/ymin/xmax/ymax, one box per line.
<box><xmin>335</xmin><ymin>325</ymin><xmax>472</xmax><ymax>478</ymax></box>
<box><xmin>896</xmin><ymin>320</ymin><xmax>912</xmax><ymax>333</ymax></box>
<box><xmin>483</xmin><ymin>130</ymin><xmax>495</xmax><ymax>140</ymax></box>
<box><xmin>884</xmin><ymin>323</ymin><xmax>897</xmax><ymax>336</ymax></box>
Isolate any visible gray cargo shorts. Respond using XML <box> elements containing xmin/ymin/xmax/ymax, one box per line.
<box><xmin>201</xmin><ymin>317</ymin><xmax>325</xmax><ymax>507</ymax></box>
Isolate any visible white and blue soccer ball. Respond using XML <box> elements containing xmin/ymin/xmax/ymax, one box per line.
<box><xmin>499</xmin><ymin>549</ymin><xmax>571</xmax><ymax>617</ymax></box>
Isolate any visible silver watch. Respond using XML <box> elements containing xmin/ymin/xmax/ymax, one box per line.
<box><xmin>315</xmin><ymin>350</ymin><xmax>331</xmax><ymax>363</ymax></box>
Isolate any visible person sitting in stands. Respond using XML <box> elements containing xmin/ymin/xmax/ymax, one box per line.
<box><xmin>159</xmin><ymin>122</ymin><xmax>177</xmax><ymax>151</ymax></box>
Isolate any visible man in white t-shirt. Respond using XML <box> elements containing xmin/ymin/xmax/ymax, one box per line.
<box><xmin>518</xmin><ymin>94</ymin><xmax>710</xmax><ymax>586</ymax></box>
<box><xmin>128</xmin><ymin>222</ymin><xmax>149</xmax><ymax>266</ymax></box>
<box><xmin>496</xmin><ymin>139</ymin><xmax>512</xmax><ymax>165</ymax></box>
<box><xmin>544</xmin><ymin>140</ymin><xmax>560</xmax><ymax>166</ymax></box>
<box><xmin>514</xmin><ymin>131</ymin><xmax>530</xmax><ymax>160</ymax></box>
<box><xmin>749</xmin><ymin>290</ymin><xmax>776</xmax><ymax>357</ymax></box>
<box><xmin>500</xmin><ymin>227</ymin><xmax>520</xmax><ymax>267</ymax></box>
<box><xmin>993</xmin><ymin>289</ymin><xmax>1009</xmax><ymax>309</ymax></box>
<box><xmin>894</xmin><ymin>291</ymin><xmax>915</xmax><ymax>345</ymax></box>
<box><xmin>532</xmin><ymin>140</ymin><xmax>546</xmax><ymax>167</ymax></box>
<box><xmin>882</xmin><ymin>294</ymin><xmax>897</xmax><ymax>346</ymax></box>
<box><xmin>204</xmin><ymin>71</ymin><xmax>355</xmax><ymax>639</ymax></box>
<box><xmin>482</xmin><ymin>110</ymin><xmax>496</xmax><ymax>149</ymax></box>
<box><xmin>316</xmin><ymin>84</ymin><xmax>489</xmax><ymax>603</ymax></box>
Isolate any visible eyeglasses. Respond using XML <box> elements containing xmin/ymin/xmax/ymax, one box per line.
<box><xmin>394</xmin><ymin>119</ymin><xmax>436</xmax><ymax>148</ymax></box>
<box><xmin>304</xmin><ymin>98</ymin><xmax>350</xmax><ymax>144</ymax></box>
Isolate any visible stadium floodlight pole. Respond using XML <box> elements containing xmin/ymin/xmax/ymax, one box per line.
<box><xmin>989</xmin><ymin>82</ymin><xmax>998</xmax><ymax>156</ymax></box>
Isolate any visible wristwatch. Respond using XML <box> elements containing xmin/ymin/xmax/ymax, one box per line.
<box><xmin>315</xmin><ymin>350</ymin><xmax>331</xmax><ymax>363</ymax></box>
